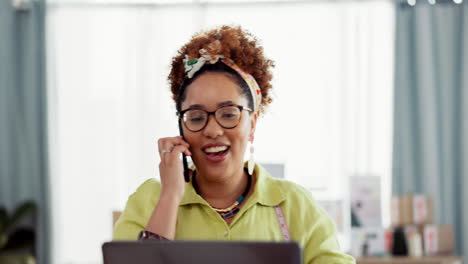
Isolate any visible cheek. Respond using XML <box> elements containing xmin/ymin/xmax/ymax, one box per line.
<box><xmin>183</xmin><ymin>131</ymin><xmax>200</xmax><ymax>150</ymax></box>
<box><xmin>230</xmin><ymin>124</ymin><xmax>251</xmax><ymax>152</ymax></box>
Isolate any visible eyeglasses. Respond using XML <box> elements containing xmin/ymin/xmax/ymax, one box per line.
<box><xmin>178</xmin><ymin>104</ymin><xmax>253</xmax><ymax>132</ymax></box>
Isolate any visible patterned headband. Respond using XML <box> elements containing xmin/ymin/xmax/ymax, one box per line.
<box><xmin>183</xmin><ymin>48</ymin><xmax>262</xmax><ymax>113</ymax></box>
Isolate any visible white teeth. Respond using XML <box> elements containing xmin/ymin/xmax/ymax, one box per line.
<box><xmin>204</xmin><ymin>146</ymin><xmax>228</xmax><ymax>153</ymax></box>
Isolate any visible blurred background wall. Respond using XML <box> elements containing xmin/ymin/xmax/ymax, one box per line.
<box><xmin>0</xmin><ymin>0</ymin><xmax>467</xmax><ymax>264</ymax></box>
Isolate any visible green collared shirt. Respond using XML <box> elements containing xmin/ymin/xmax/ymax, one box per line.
<box><xmin>113</xmin><ymin>163</ymin><xmax>355</xmax><ymax>264</ymax></box>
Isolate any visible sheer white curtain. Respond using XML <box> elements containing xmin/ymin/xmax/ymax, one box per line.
<box><xmin>47</xmin><ymin>1</ymin><xmax>394</xmax><ymax>263</ymax></box>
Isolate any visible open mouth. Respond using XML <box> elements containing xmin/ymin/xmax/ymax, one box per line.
<box><xmin>202</xmin><ymin>145</ymin><xmax>230</xmax><ymax>162</ymax></box>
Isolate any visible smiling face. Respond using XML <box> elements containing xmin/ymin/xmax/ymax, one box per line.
<box><xmin>181</xmin><ymin>72</ymin><xmax>257</xmax><ymax>182</ymax></box>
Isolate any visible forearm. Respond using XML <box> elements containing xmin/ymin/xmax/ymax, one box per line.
<box><xmin>145</xmin><ymin>193</ymin><xmax>181</xmax><ymax>240</ymax></box>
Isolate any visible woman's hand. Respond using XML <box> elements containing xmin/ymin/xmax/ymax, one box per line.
<box><xmin>157</xmin><ymin>136</ymin><xmax>192</xmax><ymax>202</ymax></box>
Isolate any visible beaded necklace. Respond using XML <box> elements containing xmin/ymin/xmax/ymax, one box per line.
<box><xmin>192</xmin><ymin>168</ymin><xmax>252</xmax><ymax>219</ymax></box>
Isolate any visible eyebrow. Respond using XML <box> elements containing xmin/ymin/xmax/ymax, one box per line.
<box><xmin>188</xmin><ymin>101</ymin><xmax>236</xmax><ymax>110</ymax></box>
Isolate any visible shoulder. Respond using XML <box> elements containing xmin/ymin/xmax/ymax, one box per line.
<box><xmin>254</xmin><ymin>164</ymin><xmax>322</xmax><ymax>215</ymax></box>
<box><xmin>268</xmin><ymin>177</ymin><xmax>333</xmax><ymax>232</ymax></box>
<box><xmin>254</xmin><ymin>166</ymin><xmax>354</xmax><ymax>263</ymax></box>
<box><xmin>270</xmin><ymin>177</ymin><xmax>319</xmax><ymax>211</ymax></box>
<box><xmin>128</xmin><ymin>178</ymin><xmax>162</xmax><ymax>208</ymax></box>
<box><xmin>273</xmin><ymin>179</ymin><xmax>347</xmax><ymax>256</ymax></box>
<box><xmin>134</xmin><ymin>178</ymin><xmax>162</xmax><ymax>196</ymax></box>
<box><xmin>113</xmin><ymin>178</ymin><xmax>161</xmax><ymax>240</ymax></box>
<box><xmin>120</xmin><ymin>178</ymin><xmax>162</xmax><ymax>221</ymax></box>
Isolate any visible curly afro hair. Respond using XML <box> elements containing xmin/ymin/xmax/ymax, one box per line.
<box><xmin>168</xmin><ymin>25</ymin><xmax>275</xmax><ymax>115</ymax></box>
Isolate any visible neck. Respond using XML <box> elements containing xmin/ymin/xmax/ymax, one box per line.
<box><xmin>194</xmin><ymin>166</ymin><xmax>248</xmax><ymax>209</ymax></box>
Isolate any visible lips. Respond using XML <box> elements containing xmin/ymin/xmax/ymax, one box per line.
<box><xmin>202</xmin><ymin>143</ymin><xmax>230</xmax><ymax>163</ymax></box>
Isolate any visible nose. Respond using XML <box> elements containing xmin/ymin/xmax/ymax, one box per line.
<box><xmin>202</xmin><ymin>115</ymin><xmax>224</xmax><ymax>138</ymax></box>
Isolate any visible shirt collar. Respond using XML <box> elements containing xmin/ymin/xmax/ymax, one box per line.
<box><xmin>179</xmin><ymin>162</ymin><xmax>285</xmax><ymax>207</ymax></box>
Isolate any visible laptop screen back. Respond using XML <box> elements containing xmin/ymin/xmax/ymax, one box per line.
<box><xmin>102</xmin><ymin>240</ymin><xmax>301</xmax><ymax>264</ymax></box>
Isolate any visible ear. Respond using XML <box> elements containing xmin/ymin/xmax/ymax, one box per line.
<box><xmin>249</xmin><ymin>113</ymin><xmax>258</xmax><ymax>142</ymax></box>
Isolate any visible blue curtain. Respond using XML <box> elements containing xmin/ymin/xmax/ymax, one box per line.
<box><xmin>0</xmin><ymin>0</ymin><xmax>50</xmax><ymax>263</ymax></box>
<box><xmin>393</xmin><ymin>0</ymin><xmax>468</xmax><ymax>257</ymax></box>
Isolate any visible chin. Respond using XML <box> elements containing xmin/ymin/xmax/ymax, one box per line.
<box><xmin>194</xmin><ymin>158</ymin><xmax>239</xmax><ymax>179</ymax></box>
<box><xmin>200</xmin><ymin>163</ymin><xmax>230</xmax><ymax>177</ymax></box>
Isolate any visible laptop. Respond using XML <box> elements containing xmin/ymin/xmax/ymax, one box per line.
<box><xmin>102</xmin><ymin>240</ymin><xmax>301</xmax><ymax>264</ymax></box>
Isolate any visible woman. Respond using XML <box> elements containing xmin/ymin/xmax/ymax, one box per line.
<box><xmin>113</xmin><ymin>25</ymin><xmax>355</xmax><ymax>264</ymax></box>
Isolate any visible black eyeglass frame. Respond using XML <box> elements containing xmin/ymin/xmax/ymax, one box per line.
<box><xmin>177</xmin><ymin>104</ymin><xmax>253</xmax><ymax>132</ymax></box>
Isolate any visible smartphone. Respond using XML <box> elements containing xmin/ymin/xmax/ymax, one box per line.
<box><xmin>178</xmin><ymin>119</ymin><xmax>190</xmax><ymax>182</ymax></box>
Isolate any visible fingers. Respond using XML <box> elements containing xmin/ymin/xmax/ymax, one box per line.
<box><xmin>158</xmin><ymin>136</ymin><xmax>191</xmax><ymax>164</ymax></box>
<box><xmin>170</xmin><ymin>145</ymin><xmax>192</xmax><ymax>157</ymax></box>
<box><xmin>158</xmin><ymin>136</ymin><xmax>190</xmax><ymax>155</ymax></box>
<box><xmin>161</xmin><ymin>144</ymin><xmax>191</xmax><ymax>165</ymax></box>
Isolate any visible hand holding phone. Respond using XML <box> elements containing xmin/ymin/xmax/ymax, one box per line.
<box><xmin>157</xmin><ymin>135</ymin><xmax>191</xmax><ymax>201</ymax></box>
